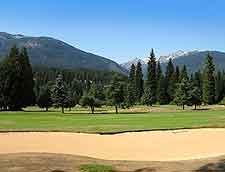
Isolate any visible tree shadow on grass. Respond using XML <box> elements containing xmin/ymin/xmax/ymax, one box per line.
<box><xmin>65</xmin><ymin>111</ymin><xmax>150</xmax><ymax>116</ymax></box>
<box><xmin>24</xmin><ymin>110</ymin><xmax>57</xmax><ymax>113</ymax></box>
<box><xmin>196</xmin><ymin>159</ymin><xmax>225</xmax><ymax>172</ymax></box>
<box><xmin>193</xmin><ymin>108</ymin><xmax>211</xmax><ymax>111</ymax></box>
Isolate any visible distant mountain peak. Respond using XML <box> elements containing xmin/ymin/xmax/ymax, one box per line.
<box><xmin>13</xmin><ymin>34</ymin><xmax>26</xmax><ymax>39</ymax></box>
<box><xmin>120</xmin><ymin>57</ymin><xmax>146</xmax><ymax>70</ymax></box>
<box><xmin>158</xmin><ymin>50</ymin><xmax>199</xmax><ymax>63</ymax></box>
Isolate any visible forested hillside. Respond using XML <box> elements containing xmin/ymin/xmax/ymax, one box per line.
<box><xmin>0</xmin><ymin>32</ymin><xmax>126</xmax><ymax>73</ymax></box>
<box><xmin>0</xmin><ymin>46</ymin><xmax>224</xmax><ymax>113</ymax></box>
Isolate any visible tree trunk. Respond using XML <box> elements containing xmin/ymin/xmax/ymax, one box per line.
<box><xmin>195</xmin><ymin>104</ymin><xmax>197</xmax><ymax>110</ymax></box>
<box><xmin>62</xmin><ymin>106</ymin><xmax>64</xmax><ymax>114</ymax></box>
<box><xmin>115</xmin><ymin>106</ymin><xmax>118</xmax><ymax>114</ymax></box>
<box><xmin>182</xmin><ymin>104</ymin><xmax>185</xmax><ymax>110</ymax></box>
<box><xmin>91</xmin><ymin>106</ymin><xmax>94</xmax><ymax>114</ymax></box>
<box><xmin>69</xmin><ymin>107</ymin><xmax>71</xmax><ymax>111</ymax></box>
<box><xmin>46</xmin><ymin>107</ymin><xmax>48</xmax><ymax>112</ymax></box>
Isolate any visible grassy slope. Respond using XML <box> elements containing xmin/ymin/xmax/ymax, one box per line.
<box><xmin>0</xmin><ymin>105</ymin><xmax>225</xmax><ymax>133</ymax></box>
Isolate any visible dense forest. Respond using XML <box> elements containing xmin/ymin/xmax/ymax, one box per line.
<box><xmin>0</xmin><ymin>46</ymin><xmax>225</xmax><ymax>113</ymax></box>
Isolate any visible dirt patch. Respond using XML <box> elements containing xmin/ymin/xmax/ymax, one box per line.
<box><xmin>1</xmin><ymin>153</ymin><xmax>225</xmax><ymax>172</ymax></box>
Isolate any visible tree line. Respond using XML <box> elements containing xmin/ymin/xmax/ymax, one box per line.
<box><xmin>128</xmin><ymin>49</ymin><xmax>223</xmax><ymax>110</ymax></box>
<box><xmin>0</xmin><ymin>46</ymin><xmax>128</xmax><ymax>113</ymax></box>
<box><xmin>0</xmin><ymin>46</ymin><xmax>224</xmax><ymax>113</ymax></box>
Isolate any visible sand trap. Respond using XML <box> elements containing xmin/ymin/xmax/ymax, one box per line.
<box><xmin>0</xmin><ymin>128</ymin><xmax>225</xmax><ymax>161</ymax></box>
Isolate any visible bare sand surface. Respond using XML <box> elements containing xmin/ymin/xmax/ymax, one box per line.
<box><xmin>0</xmin><ymin>128</ymin><xmax>225</xmax><ymax>161</ymax></box>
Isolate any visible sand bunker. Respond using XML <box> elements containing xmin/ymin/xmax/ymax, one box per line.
<box><xmin>0</xmin><ymin>128</ymin><xmax>225</xmax><ymax>161</ymax></box>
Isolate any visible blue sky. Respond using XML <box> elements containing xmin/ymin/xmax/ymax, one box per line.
<box><xmin>0</xmin><ymin>0</ymin><xmax>225</xmax><ymax>63</ymax></box>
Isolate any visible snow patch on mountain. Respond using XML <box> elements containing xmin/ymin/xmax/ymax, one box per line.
<box><xmin>158</xmin><ymin>50</ymin><xmax>199</xmax><ymax>63</ymax></box>
<box><xmin>121</xmin><ymin>50</ymin><xmax>199</xmax><ymax>71</ymax></box>
<box><xmin>120</xmin><ymin>57</ymin><xmax>146</xmax><ymax>70</ymax></box>
<box><xmin>13</xmin><ymin>34</ymin><xmax>26</xmax><ymax>39</ymax></box>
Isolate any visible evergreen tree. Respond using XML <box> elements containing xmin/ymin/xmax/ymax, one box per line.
<box><xmin>135</xmin><ymin>61</ymin><xmax>144</xmax><ymax>102</ymax></box>
<box><xmin>179</xmin><ymin>65</ymin><xmax>188</xmax><ymax>81</ymax></box>
<box><xmin>127</xmin><ymin>64</ymin><xmax>136</xmax><ymax>106</ymax></box>
<box><xmin>156</xmin><ymin>61</ymin><xmax>163</xmax><ymax>102</ymax></box>
<box><xmin>175</xmin><ymin>66</ymin><xmax>180</xmax><ymax>82</ymax></box>
<box><xmin>8</xmin><ymin>46</ymin><xmax>24</xmax><ymax>110</ymax></box>
<box><xmin>0</xmin><ymin>46</ymin><xmax>35</xmax><ymax>110</ymax></box>
<box><xmin>107</xmin><ymin>75</ymin><xmax>126</xmax><ymax>114</ymax></box>
<box><xmin>174</xmin><ymin>78</ymin><xmax>191</xmax><ymax>110</ymax></box>
<box><xmin>202</xmin><ymin>54</ymin><xmax>215</xmax><ymax>104</ymax></box>
<box><xmin>143</xmin><ymin>49</ymin><xmax>157</xmax><ymax>106</ymax></box>
<box><xmin>1</xmin><ymin>46</ymin><xmax>24</xmax><ymax>110</ymax></box>
<box><xmin>37</xmin><ymin>84</ymin><xmax>52</xmax><ymax>111</ymax></box>
<box><xmin>165</xmin><ymin>58</ymin><xmax>175</xmax><ymax>103</ymax></box>
<box><xmin>193</xmin><ymin>70</ymin><xmax>203</xmax><ymax>99</ymax></box>
<box><xmin>0</xmin><ymin>62</ymin><xmax>9</xmax><ymax>110</ymax></box>
<box><xmin>193</xmin><ymin>71</ymin><xmax>202</xmax><ymax>88</ymax></box>
<box><xmin>51</xmin><ymin>74</ymin><xmax>68</xmax><ymax>113</ymax></box>
<box><xmin>158</xmin><ymin>76</ymin><xmax>169</xmax><ymax>104</ymax></box>
<box><xmin>70</xmin><ymin>79</ymin><xmax>83</xmax><ymax>102</ymax></box>
<box><xmin>215</xmin><ymin>71</ymin><xmax>224</xmax><ymax>103</ymax></box>
<box><xmin>189</xmin><ymin>86</ymin><xmax>202</xmax><ymax>110</ymax></box>
<box><xmin>88</xmin><ymin>83</ymin><xmax>105</xmax><ymax>101</ymax></box>
<box><xmin>20</xmin><ymin>47</ymin><xmax>35</xmax><ymax>106</ymax></box>
<box><xmin>65</xmin><ymin>88</ymin><xmax>78</xmax><ymax>111</ymax></box>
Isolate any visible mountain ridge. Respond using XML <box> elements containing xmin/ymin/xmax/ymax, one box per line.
<box><xmin>121</xmin><ymin>50</ymin><xmax>225</xmax><ymax>75</ymax></box>
<box><xmin>0</xmin><ymin>32</ymin><xmax>127</xmax><ymax>74</ymax></box>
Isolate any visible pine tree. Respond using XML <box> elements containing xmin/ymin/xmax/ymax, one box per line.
<box><xmin>135</xmin><ymin>61</ymin><xmax>144</xmax><ymax>102</ymax></box>
<box><xmin>156</xmin><ymin>61</ymin><xmax>163</xmax><ymax>102</ymax></box>
<box><xmin>158</xmin><ymin>76</ymin><xmax>169</xmax><ymax>104</ymax></box>
<box><xmin>175</xmin><ymin>66</ymin><xmax>180</xmax><ymax>82</ymax></box>
<box><xmin>20</xmin><ymin>47</ymin><xmax>35</xmax><ymax>106</ymax></box>
<box><xmin>2</xmin><ymin>46</ymin><xmax>24</xmax><ymax>110</ymax></box>
<box><xmin>37</xmin><ymin>84</ymin><xmax>52</xmax><ymax>111</ymax></box>
<box><xmin>107</xmin><ymin>75</ymin><xmax>126</xmax><ymax>114</ymax></box>
<box><xmin>179</xmin><ymin>65</ymin><xmax>188</xmax><ymax>81</ymax></box>
<box><xmin>52</xmin><ymin>74</ymin><xmax>68</xmax><ymax>113</ymax></box>
<box><xmin>143</xmin><ymin>49</ymin><xmax>157</xmax><ymax>106</ymax></box>
<box><xmin>0</xmin><ymin>46</ymin><xmax>35</xmax><ymax>110</ymax></box>
<box><xmin>193</xmin><ymin>70</ymin><xmax>203</xmax><ymax>99</ymax></box>
<box><xmin>174</xmin><ymin>78</ymin><xmax>191</xmax><ymax>110</ymax></box>
<box><xmin>88</xmin><ymin>83</ymin><xmax>105</xmax><ymax>101</ymax></box>
<box><xmin>215</xmin><ymin>71</ymin><xmax>224</xmax><ymax>103</ymax></box>
<box><xmin>189</xmin><ymin>86</ymin><xmax>202</xmax><ymax>110</ymax></box>
<box><xmin>65</xmin><ymin>88</ymin><xmax>78</xmax><ymax>111</ymax></box>
<box><xmin>165</xmin><ymin>58</ymin><xmax>175</xmax><ymax>103</ymax></box>
<box><xmin>127</xmin><ymin>64</ymin><xmax>136</xmax><ymax>106</ymax></box>
<box><xmin>70</xmin><ymin>79</ymin><xmax>83</xmax><ymax>102</ymax></box>
<box><xmin>202</xmin><ymin>53</ymin><xmax>215</xmax><ymax>105</ymax></box>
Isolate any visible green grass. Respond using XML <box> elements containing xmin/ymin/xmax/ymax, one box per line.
<box><xmin>0</xmin><ymin>105</ymin><xmax>225</xmax><ymax>133</ymax></box>
<box><xmin>80</xmin><ymin>164</ymin><xmax>114</xmax><ymax>172</ymax></box>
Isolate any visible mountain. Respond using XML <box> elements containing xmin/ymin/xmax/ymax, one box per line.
<box><xmin>120</xmin><ymin>57</ymin><xmax>146</xmax><ymax>70</ymax></box>
<box><xmin>121</xmin><ymin>50</ymin><xmax>225</xmax><ymax>75</ymax></box>
<box><xmin>0</xmin><ymin>32</ymin><xmax>126</xmax><ymax>73</ymax></box>
<box><xmin>169</xmin><ymin>50</ymin><xmax>225</xmax><ymax>72</ymax></box>
<box><xmin>158</xmin><ymin>50</ymin><xmax>199</xmax><ymax>63</ymax></box>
